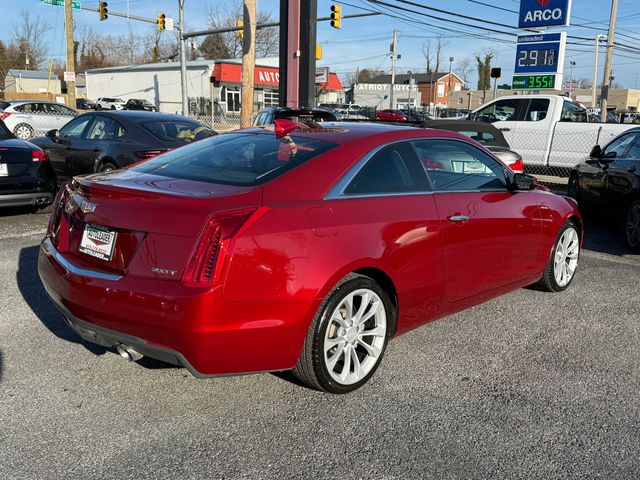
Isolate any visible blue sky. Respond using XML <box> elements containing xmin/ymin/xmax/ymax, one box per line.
<box><xmin>2</xmin><ymin>0</ymin><xmax>640</xmax><ymax>87</ymax></box>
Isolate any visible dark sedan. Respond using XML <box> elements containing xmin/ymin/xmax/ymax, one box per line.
<box><xmin>30</xmin><ymin>111</ymin><xmax>216</xmax><ymax>184</ymax></box>
<box><xmin>124</xmin><ymin>99</ymin><xmax>158</xmax><ymax>112</ymax></box>
<box><xmin>569</xmin><ymin>127</ymin><xmax>640</xmax><ymax>252</ymax></box>
<box><xmin>422</xmin><ymin>120</ymin><xmax>524</xmax><ymax>173</ymax></box>
<box><xmin>0</xmin><ymin>120</ymin><xmax>55</xmax><ymax>210</ymax></box>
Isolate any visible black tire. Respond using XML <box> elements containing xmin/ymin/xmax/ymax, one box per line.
<box><xmin>567</xmin><ymin>173</ymin><xmax>580</xmax><ymax>200</ymax></box>
<box><xmin>292</xmin><ymin>273</ymin><xmax>395</xmax><ymax>394</ymax></box>
<box><xmin>625</xmin><ymin>199</ymin><xmax>640</xmax><ymax>253</ymax></box>
<box><xmin>96</xmin><ymin>104</ymin><xmax>102</xmax><ymax>111</ymax></box>
<box><xmin>110</xmin><ymin>105</ymin><xmax>116</xmax><ymax>110</ymax></box>
<box><xmin>98</xmin><ymin>162</ymin><xmax>117</xmax><ymax>173</ymax></box>
<box><xmin>13</xmin><ymin>123</ymin><xmax>34</xmax><ymax>140</ymax></box>
<box><xmin>532</xmin><ymin>220</ymin><xmax>580</xmax><ymax>292</ymax></box>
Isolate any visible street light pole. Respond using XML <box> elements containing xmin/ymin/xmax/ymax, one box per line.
<box><xmin>592</xmin><ymin>34</ymin><xmax>606</xmax><ymax>110</ymax></box>
<box><xmin>569</xmin><ymin>60</ymin><xmax>576</xmax><ymax>95</ymax></box>
<box><xmin>601</xmin><ymin>0</ymin><xmax>619</xmax><ymax>123</ymax></box>
<box><xmin>178</xmin><ymin>0</ymin><xmax>188</xmax><ymax>116</ymax></box>
<box><xmin>389</xmin><ymin>29</ymin><xmax>397</xmax><ymax>109</ymax></box>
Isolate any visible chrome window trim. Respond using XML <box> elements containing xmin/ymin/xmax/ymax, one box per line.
<box><xmin>41</xmin><ymin>238</ymin><xmax>123</xmax><ymax>281</ymax></box>
<box><xmin>324</xmin><ymin>137</ymin><xmax>510</xmax><ymax>200</ymax></box>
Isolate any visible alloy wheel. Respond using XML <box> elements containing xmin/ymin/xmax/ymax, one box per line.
<box><xmin>323</xmin><ymin>288</ymin><xmax>387</xmax><ymax>385</ymax></box>
<box><xmin>14</xmin><ymin>125</ymin><xmax>32</xmax><ymax>140</ymax></box>
<box><xmin>553</xmin><ymin>227</ymin><xmax>580</xmax><ymax>287</ymax></box>
<box><xmin>626</xmin><ymin>201</ymin><xmax>640</xmax><ymax>249</ymax></box>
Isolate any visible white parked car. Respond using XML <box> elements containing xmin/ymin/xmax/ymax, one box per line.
<box><xmin>95</xmin><ymin>97</ymin><xmax>126</xmax><ymax>110</ymax></box>
<box><xmin>0</xmin><ymin>100</ymin><xmax>77</xmax><ymax>140</ymax></box>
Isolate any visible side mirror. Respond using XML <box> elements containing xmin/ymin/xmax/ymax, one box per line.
<box><xmin>589</xmin><ymin>145</ymin><xmax>602</xmax><ymax>158</ymax></box>
<box><xmin>46</xmin><ymin>129</ymin><xmax>59</xmax><ymax>139</ymax></box>
<box><xmin>511</xmin><ymin>173</ymin><xmax>535</xmax><ymax>191</ymax></box>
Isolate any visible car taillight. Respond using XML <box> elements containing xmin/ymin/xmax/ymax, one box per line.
<box><xmin>32</xmin><ymin>149</ymin><xmax>48</xmax><ymax>162</ymax></box>
<box><xmin>133</xmin><ymin>150</ymin><xmax>164</xmax><ymax>160</ymax></box>
<box><xmin>182</xmin><ymin>208</ymin><xmax>264</xmax><ymax>288</ymax></box>
<box><xmin>0</xmin><ymin>112</ymin><xmax>11</xmax><ymax>120</ymax></box>
<box><xmin>509</xmin><ymin>158</ymin><xmax>524</xmax><ymax>173</ymax></box>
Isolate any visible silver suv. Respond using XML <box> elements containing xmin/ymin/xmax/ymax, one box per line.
<box><xmin>95</xmin><ymin>97</ymin><xmax>126</xmax><ymax>110</ymax></box>
<box><xmin>0</xmin><ymin>101</ymin><xmax>77</xmax><ymax>140</ymax></box>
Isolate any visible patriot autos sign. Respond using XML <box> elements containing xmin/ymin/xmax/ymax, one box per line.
<box><xmin>519</xmin><ymin>0</ymin><xmax>572</xmax><ymax>29</ymax></box>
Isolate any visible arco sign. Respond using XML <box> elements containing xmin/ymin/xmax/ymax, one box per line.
<box><xmin>518</xmin><ymin>0</ymin><xmax>572</xmax><ymax>29</ymax></box>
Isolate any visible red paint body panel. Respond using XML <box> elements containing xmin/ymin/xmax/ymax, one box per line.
<box><xmin>38</xmin><ymin>123</ymin><xmax>582</xmax><ymax>376</ymax></box>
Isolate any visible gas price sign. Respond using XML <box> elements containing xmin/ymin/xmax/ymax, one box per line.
<box><xmin>514</xmin><ymin>33</ymin><xmax>566</xmax><ymax>74</ymax></box>
<box><xmin>513</xmin><ymin>32</ymin><xmax>566</xmax><ymax>90</ymax></box>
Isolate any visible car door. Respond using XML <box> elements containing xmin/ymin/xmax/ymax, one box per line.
<box><xmin>470</xmin><ymin>98</ymin><xmax>527</xmax><ymax>146</ymax></box>
<box><xmin>580</xmin><ymin>132</ymin><xmax>638</xmax><ymax>208</ymax></box>
<box><xmin>326</xmin><ymin>141</ymin><xmax>446</xmax><ymax>329</ymax></box>
<box><xmin>47</xmin><ymin>103</ymin><xmax>77</xmax><ymax>130</ymax></box>
<box><xmin>604</xmin><ymin>136</ymin><xmax>640</xmax><ymax>219</ymax></box>
<box><xmin>70</xmin><ymin>115</ymin><xmax>119</xmax><ymax>175</ymax></box>
<box><xmin>413</xmin><ymin>138</ymin><xmax>542</xmax><ymax>303</ymax></box>
<box><xmin>46</xmin><ymin>115</ymin><xmax>93</xmax><ymax>182</ymax></box>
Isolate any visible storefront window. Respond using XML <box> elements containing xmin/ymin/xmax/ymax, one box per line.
<box><xmin>223</xmin><ymin>86</ymin><xmax>241</xmax><ymax>113</ymax></box>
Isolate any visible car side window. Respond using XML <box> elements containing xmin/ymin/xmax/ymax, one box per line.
<box><xmin>47</xmin><ymin>104</ymin><xmax>75</xmax><ymax>116</ymax></box>
<box><xmin>413</xmin><ymin>139</ymin><xmax>508</xmax><ymax>192</ymax></box>
<box><xmin>602</xmin><ymin>133</ymin><xmax>638</xmax><ymax>158</ymax></box>
<box><xmin>560</xmin><ymin>101</ymin><xmax>587</xmax><ymax>122</ymax></box>
<box><xmin>345</xmin><ymin>142</ymin><xmax>428</xmax><ymax>195</ymax></box>
<box><xmin>59</xmin><ymin>117</ymin><xmax>92</xmax><ymax>139</ymax></box>
<box><xmin>623</xmin><ymin>138</ymin><xmax>640</xmax><ymax>160</ymax></box>
<box><xmin>115</xmin><ymin>123</ymin><xmax>127</xmax><ymax>139</ymax></box>
<box><xmin>523</xmin><ymin>99</ymin><xmax>550</xmax><ymax>122</ymax></box>
<box><xmin>86</xmin><ymin>117</ymin><xmax>118</xmax><ymax>140</ymax></box>
<box><xmin>472</xmin><ymin>99</ymin><xmax>525</xmax><ymax>123</ymax></box>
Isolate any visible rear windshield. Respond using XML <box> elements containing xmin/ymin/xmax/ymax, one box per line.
<box><xmin>131</xmin><ymin>132</ymin><xmax>338</xmax><ymax>186</ymax></box>
<box><xmin>457</xmin><ymin>130</ymin><xmax>497</xmax><ymax>144</ymax></box>
<box><xmin>142</xmin><ymin>120</ymin><xmax>213</xmax><ymax>143</ymax></box>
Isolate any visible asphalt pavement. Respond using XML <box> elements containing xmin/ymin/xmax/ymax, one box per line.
<box><xmin>1</xmin><ymin>208</ymin><xmax>639</xmax><ymax>479</ymax></box>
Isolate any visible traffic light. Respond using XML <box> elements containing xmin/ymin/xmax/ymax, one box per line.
<box><xmin>490</xmin><ymin>67</ymin><xmax>502</xmax><ymax>79</ymax></box>
<box><xmin>98</xmin><ymin>1</ymin><xmax>108</xmax><ymax>21</ymax></box>
<box><xmin>330</xmin><ymin>4</ymin><xmax>342</xmax><ymax>29</ymax></box>
<box><xmin>236</xmin><ymin>20</ymin><xmax>244</xmax><ymax>40</ymax></box>
<box><xmin>157</xmin><ymin>13</ymin><xmax>166</xmax><ymax>31</ymax></box>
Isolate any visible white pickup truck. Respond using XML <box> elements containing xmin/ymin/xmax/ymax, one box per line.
<box><xmin>469</xmin><ymin>95</ymin><xmax>636</xmax><ymax>171</ymax></box>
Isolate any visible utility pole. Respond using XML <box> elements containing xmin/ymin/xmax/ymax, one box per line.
<box><xmin>448</xmin><ymin>56</ymin><xmax>453</xmax><ymax>108</ymax></box>
<box><xmin>568</xmin><ymin>60</ymin><xmax>576</xmax><ymax>94</ymax></box>
<box><xmin>592</xmin><ymin>34</ymin><xmax>605</xmax><ymax>110</ymax></box>
<box><xmin>64</xmin><ymin>0</ymin><xmax>76</xmax><ymax>108</ymax></box>
<box><xmin>601</xmin><ymin>0</ymin><xmax>618</xmax><ymax>123</ymax></box>
<box><xmin>241</xmin><ymin>0</ymin><xmax>257</xmax><ymax>128</ymax></box>
<box><xmin>178</xmin><ymin>0</ymin><xmax>188</xmax><ymax>116</ymax></box>
<box><xmin>389</xmin><ymin>29</ymin><xmax>397</xmax><ymax>109</ymax></box>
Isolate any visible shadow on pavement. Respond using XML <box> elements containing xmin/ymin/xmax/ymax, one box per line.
<box><xmin>17</xmin><ymin>245</ymin><xmax>108</xmax><ymax>356</ymax></box>
<box><xmin>18</xmin><ymin>245</ymin><xmax>178</xmax><ymax>371</ymax></box>
<box><xmin>580</xmin><ymin>212</ymin><xmax>632</xmax><ymax>257</ymax></box>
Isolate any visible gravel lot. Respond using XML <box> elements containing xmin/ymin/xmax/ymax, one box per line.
<box><xmin>1</xmin><ymin>208</ymin><xmax>639</xmax><ymax>479</ymax></box>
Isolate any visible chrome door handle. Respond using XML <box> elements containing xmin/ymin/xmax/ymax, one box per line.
<box><xmin>448</xmin><ymin>215</ymin><xmax>470</xmax><ymax>223</ymax></box>
<box><xmin>499</xmin><ymin>127</ymin><xmax>511</xmax><ymax>132</ymax></box>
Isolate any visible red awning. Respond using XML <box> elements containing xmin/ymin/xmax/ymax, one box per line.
<box><xmin>211</xmin><ymin>62</ymin><xmax>343</xmax><ymax>91</ymax></box>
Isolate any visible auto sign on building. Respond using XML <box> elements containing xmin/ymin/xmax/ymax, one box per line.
<box><xmin>514</xmin><ymin>0</ymin><xmax>571</xmax><ymax>90</ymax></box>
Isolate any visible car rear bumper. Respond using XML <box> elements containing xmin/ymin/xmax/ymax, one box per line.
<box><xmin>38</xmin><ymin>238</ymin><xmax>315</xmax><ymax>376</ymax></box>
<box><xmin>0</xmin><ymin>192</ymin><xmax>52</xmax><ymax>208</ymax></box>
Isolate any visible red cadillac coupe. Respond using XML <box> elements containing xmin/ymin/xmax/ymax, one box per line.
<box><xmin>39</xmin><ymin>121</ymin><xmax>582</xmax><ymax>393</ymax></box>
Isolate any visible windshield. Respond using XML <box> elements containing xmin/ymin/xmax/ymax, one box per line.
<box><xmin>131</xmin><ymin>132</ymin><xmax>338</xmax><ymax>186</ymax></box>
<box><xmin>141</xmin><ymin>120</ymin><xmax>214</xmax><ymax>143</ymax></box>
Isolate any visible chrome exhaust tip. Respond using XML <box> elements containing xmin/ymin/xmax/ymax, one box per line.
<box><xmin>116</xmin><ymin>344</ymin><xmax>143</xmax><ymax>362</ymax></box>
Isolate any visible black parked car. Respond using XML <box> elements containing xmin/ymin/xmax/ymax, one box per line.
<box><xmin>124</xmin><ymin>99</ymin><xmax>158</xmax><ymax>112</ymax></box>
<box><xmin>76</xmin><ymin>98</ymin><xmax>96</xmax><ymax>110</ymax></box>
<box><xmin>30</xmin><ymin>111</ymin><xmax>216</xmax><ymax>184</ymax></box>
<box><xmin>421</xmin><ymin>120</ymin><xmax>524</xmax><ymax>173</ymax></box>
<box><xmin>569</xmin><ymin>127</ymin><xmax>640</xmax><ymax>252</ymax></box>
<box><xmin>0</xmin><ymin>120</ymin><xmax>55</xmax><ymax>210</ymax></box>
<box><xmin>253</xmin><ymin>107</ymin><xmax>337</xmax><ymax>126</ymax></box>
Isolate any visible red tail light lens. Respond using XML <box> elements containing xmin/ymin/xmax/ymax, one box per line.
<box><xmin>182</xmin><ymin>209</ymin><xmax>259</xmax><ymax>287</ymax></box>
<box><xmin>32</xmin><ymin>149</ymin><xmax>48</xmax><ymax>162</ymax></box>
<box><xmin>133</xmin><ymin>150</ymin><xmax>165</xmax><ymax>160</ymax></box>
<box><xmin>0</xmin><ymin>112</ymin><xmax>11</xmax><ymax>120</ymax></box>
<box><xmin>509</xmin><ymin>158</ymin><xmax>524</xmax><ymax>173</ymax></box>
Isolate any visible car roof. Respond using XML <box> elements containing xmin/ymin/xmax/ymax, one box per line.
<box><xmin>242</xmin><ymin>121</ymin><xmax>475</xmax><ymax>144</ymax></box>
<box><xmin>89</xmin><ymin>111</ymin><xmax>198</xmax><ymax>122</ymax></box>
<box><xmin>9</xmin><ymin>100</ymin><xmax>65</xmax><ymax>105</ymax></box>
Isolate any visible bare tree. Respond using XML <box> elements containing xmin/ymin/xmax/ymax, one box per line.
<box><xmin>10</xmin><ymin>11</ymin><xmax>51</xmax><ymax>70</ymax></box>
<box><xmin>456</xmin><ymin>57</ymin><xmax>473</xmax><ymax>88</ymax></box>
<box><xmin>203</xmin><ymin>1</ymin><xmax>279</xmax><ymax>59</ymax></box>
<box><xmin>422</xmin><ymin>36</ymin><xmax>447</xmax><ymax>73</ymax></box>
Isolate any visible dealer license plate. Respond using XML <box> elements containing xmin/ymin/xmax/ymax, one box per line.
<box><xmin>79</xmin><ymin>224</ymin><xmax>117</xmax><ymax>261</ymax></box>
<box><xmin>0</xmin><ymin>163</ymin><xmax>7</xmax><ymax>176</ymax></box>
